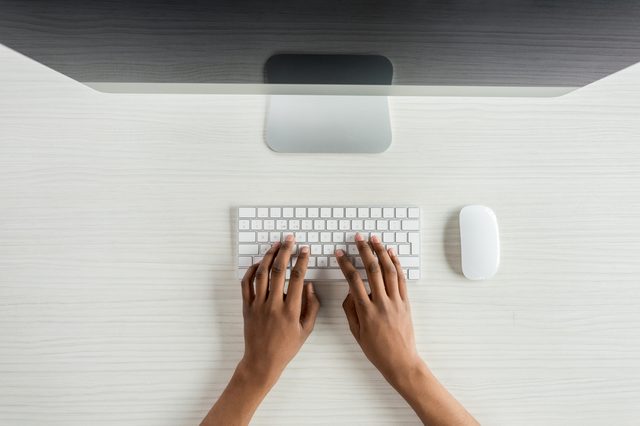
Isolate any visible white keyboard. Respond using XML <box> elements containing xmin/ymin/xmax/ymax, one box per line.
<box><xmin>236</xmin><ymin>206</ymin><xmax>421</xmax><ymax>281</ymax></box>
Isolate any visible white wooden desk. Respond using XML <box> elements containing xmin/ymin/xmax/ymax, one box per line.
<box><xmin>1</xmin><ymin>45</ymin><xmax>639</xmax><ymax>425</ymax></box>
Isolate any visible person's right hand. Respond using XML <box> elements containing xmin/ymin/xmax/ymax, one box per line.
<box><xmin>335</xmin><ymin>232</ymin><xmax>479</xmax><ymax>425</ymax></box>
<box><xmin>335</xmin><ymin>232</ymin><xmax>420</xmax><ymax>386</ymax></box>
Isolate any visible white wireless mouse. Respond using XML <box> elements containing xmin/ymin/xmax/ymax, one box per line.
<box><xmin>459</xmin><ymin>205</ymin><xmax>500</xmax><ymax>280</ymax></box>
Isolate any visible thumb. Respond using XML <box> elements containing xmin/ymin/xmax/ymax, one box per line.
<box><xmin>342</xmin><ymin>292</ymin><xmax>360</xmax><ymax>340</ymax></box>
<box><xmin>301</xmin><ymin>282</ymin><xmax>320</xmax><ymax>333</ymax></box>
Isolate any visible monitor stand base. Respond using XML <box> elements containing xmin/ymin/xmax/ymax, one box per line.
<box><xmin>265</xmin><ymin>95</ymin><xmax>391</xmax><ymax>153</ymax></box>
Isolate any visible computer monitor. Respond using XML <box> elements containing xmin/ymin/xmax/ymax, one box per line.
<box><xmin>2</xmin><ymin>0</ymin><xmax>639</xmax><ymax>152</ymax></box>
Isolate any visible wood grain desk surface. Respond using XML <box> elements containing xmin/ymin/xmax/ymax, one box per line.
<box><xmin>1</xmin><ymin>45</ymin><xmax>639</xmax><ymax>425</ymax></box>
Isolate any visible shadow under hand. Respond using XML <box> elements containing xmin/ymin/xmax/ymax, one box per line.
<box><xmin>443</xmin><ymin>209</ymin><xmax>463</xmax><ymax>276</ymax></box>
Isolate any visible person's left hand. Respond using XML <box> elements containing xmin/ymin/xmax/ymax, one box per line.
<box><xmin>239</xmin><ymin>235</ymin><xmax>320</xmax><ymax>385</ymax></box>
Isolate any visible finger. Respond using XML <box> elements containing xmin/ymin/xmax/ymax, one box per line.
<box><xmin>301</xmin><ymin>282</ymin><xmax>320</xmax><ymax>334</ymax></box>
<box><xmin>335</xmin><ymin>248</ymin><xmax>369</xmax><ymax>310</ymax></box>
<box><xmin>370</xmin><ymin>234</ymin><xmax>399</xmax><ymax>299</ymax></box>
<box><xmin>286</xmin><ymin>245</ymin><xmax>309</xmax><ymax>311</ymax></box>
<box><xmin>355</xmin><ymin>233</ymin><xmax>386</xmax><ymax>300</ymax></box>
<box><xmin>269</xmin><ymin>234</ymin><xmax>295</xmax><ymax>300</ymax></box>
<box><xmin>388</xmin><ymin>247</ymin><xmax>408</xmax><ymax>301</ymax></box>
<box><xmin>342</xmin><ymin>293</ymin><xmax>360</xmax><ymax>340</ymax></box>
<box><xmin>255</xmin><ymin>241</ymin><xmax>280</xmax><ymax>302</ymax></box>
<box><xmin>241</xmin><ymin>263</ymin><xmax>259</xmax><ymax>307</ymax></box>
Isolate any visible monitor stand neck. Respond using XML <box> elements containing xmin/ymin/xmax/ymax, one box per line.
<box><xmin>264</xmin><ymin>54</ymin><xmax>393</xmax><ymax>153</ymax></box>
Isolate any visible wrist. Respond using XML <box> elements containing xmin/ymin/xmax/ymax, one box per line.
<box><xmin>387</xmin><ymin>357</ymin><xmax>433</xmax><ymax>396</ymax></box>
<box><xmin>235</xmin><ymin>356</ymin><xmax>281</xmax><ymax>392</ymax></box>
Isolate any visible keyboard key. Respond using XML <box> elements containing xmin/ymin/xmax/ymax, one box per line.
<box><xmin>399</xmin><ymin>257</ymin><xmax>420</xmax><ymax>267</ymax></box>
<box><xmin>295</xmin><ymin>232</ymin><xmax>307</xmax><ymax>242</ymax></box>
<box><xmin>259</xmin><ymin>244</ymin><xmax>270</xmax><ymax>255</ymax></box>
<box><xmin>396</xmin><ymin>232</ymin><xmax>407</xmax><ymax>243</ymax></box>
<box><xmin>270</xmin><ymin>207</ymin><xmax>281</xmax><ymax>217</ymax></box>
<box><xmin>371</xmin><ymin>208</ymin><xmax>382</xmax><ymax>218</ymax></box>
<box><xmin>333</xmin><ymin>232</ymin><xmax>344</xmax><ymax>242</ymax></box>
<box><xmin>383</xmin><ymin>207</ymin><xmax>394</xmax><ymax>218</ymax></box>
<box><xmin>314</xmin><ymin>220</ymin><xmax>325</xmax><ymax>230</ymax></box>
<box><xmin>276</xmin><ymin>220</ymin><xmax>287</xmax><ymax>230</ymax></box>
<box><xmin>308</xmin><ymin>232</ymin><xmax>319</xmax><ymax>242</ymax></box>
<box><xmin>289</xmin><ymin>220</ymin><xmax>300</xmax><ymax>230</ymax></box>
<box><xmin>308</xmin><ymin>207</ymin><xmax>319</xmax><ymax>218</ymax></box>
<box><xmin>305</xmin><ymin>269</ymin><xmax>349</xmax><ymax>280</ymax></box>
<box><xmin>352</xmin><ymin>220</ymin><xmax>363</xmax><ymax>230</ymax></box>
<box><xmin>308</xmin><ymin>257</ymin><xmax>316</xmax><ymax>267</ymax></box>
<box><xmin>402</xmin><ymin>220</ymin><xmax>420</xmax><ymax>230</ymax></box>
<box><xmin>382</xmin><ymin>232</ymin><xmax>394</xmax><ymax>243</ymax></box>
<box><xmin>329</xmin><ymin>257</ymin><xmax>339</xmax><ymax>267</ymax></box>
<box><xmin>358</xmin><ymin>207</ymin><xmax>369</xmax><ymax>217</ymax></box>
<box><xmin>238</xmin><ymin>220</ymin><xmax>250</xmax><ymax>230</ymax></box>
<box><xmin>323</xmin><ymin>245</ymin><xmax>334</xmax><ymax>255</ymax></box>
<box><xmin>326</xmin><ymin>220</ymin><xmax>338</xmax><ymax>230</ymax></box>
<box><xmin>398</xmin><ymin>244</ymin><xmax>411</xmax><ymax>255</ymax></box>
<box><xmin>311</xmin><ymin>245</ymin><xmax>322</xmax><ymax>255</ymax></box>
<box><xmin>238</xmin><ymin>257</ymin><xmax>253</xmax><ymax>267</ymax></box>
<box><xmin>336</xmin><ymin>244</ymin><xmax>347</xmax><ymax>252</ymax></box>
<box><xmin>257</xmin><ymin>208</ymin><xmax>269</xmax><ymax>218</ymax></box>
<box><xmin>301</xmin><ymin>220</ymin><xmax>313</xmax><ymax>230</ymax></box>
<box><xmin>317</xmin><ymin>257</ymin><xmax>328</xmax><ymax>268</ymax></box>
<box><xmin>408</xmin><ymin>207</ymin><xmax>420</xmax><ymax>218</ymax></box>
<box><xmin>239</xmin><ymin>245</ymin><xmax>259</xmax><ymax>255</ymax></box>
<box><xmin>346</xmin><ymin>232</ymin><xmax>356</xmax><ymax>242</ymax></box>
<box><xmin>396</xmin><ymin>207</ymin><xmax>407</xmax><ymax>218</ymax></box>
<box><xmin>346</xmin><ymin>208</ymin><xmax>357</xmax><ymax>218</ymax></box>
<box><xmin>408</xmin><ymin>269</ymin><xmax>420</xmax><ymax>280</ymax></box>
<box><xmin>408</xmin><ymin>232</ymin><xmax>420</xmax><ymax>254</ymax></box>
<box><xmin>283</xmin><ymin>208</ymin><xmax>294</xmax><ymax>218</ymax></box>
<box><xmin>238</xmin><ymin>232</ymin><xmax>256</xmax><ymax>243</ymax></box>
<box><xmin>239</xmin><ymin>208</ymin><xmax>255</xmax><ymax>217</ymax></box>
<box><xmin>389</xmin><ymin>220</ymin><xmax>401</xmax><ymax>231</ymax></box>
<box><xmin>264</xmin><ymin>220</ymin><xmax>275</xmax><ymax>230</ymax></box>
<box><xmin>320</xmin><ymin>232</ymin><xmax>332</xmax><ymax>242</ymax></box>
<box><xmin>364</xmin><ymin>220</ymin><xmax>376</xmax><ymax>230</ymax></box>
<box><xmin>295</xmin><ymin>207</ymin><xmax>306</xmax><ymax>217</ymax></box>
<box><xmin>339</xmin><ymin>220</ymin><xmax>351</xmax><ymax>230</ymax></box>
<box><xmin>251</xmin><ymin>220</ymin><xmax>262</xmax><ymax>230</ymax></box>
<box><xmin>333</xmin><ymin>208</ymin><xmax>344</xmax><ymax>218</ymax></box>
<box><xmin>257</xmin><ymin>232</ymin><xmax>269</xmax><ymax>242</ymax></box>
<box><xmin>348</xmin><ymin>244</ymin><xmax>359</xmax><ymax>255</ymax></box>
<box><xmin>320</xmin><ymin>208</ymin><xmax>332</xmax><ymax>218</ymax></box>
<box><xmin>377</xmin><ymin>220</ymin><xmax>388</xmax><ymax>230</ymax></box>
<box><xmin>270</xmin><ymin>232</ymin><xmax>280</xmax><ymax>242</ymax></box>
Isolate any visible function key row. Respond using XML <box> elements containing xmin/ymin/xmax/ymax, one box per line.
<box><xmin>238</xmin><ymin>207</ymin><xmax>419</xmax><ymax>219</ymax></box>
<box><xmin>238</xmin><ymin>218</ymin><xmax>420</xmax><ymax>232</ymax></box>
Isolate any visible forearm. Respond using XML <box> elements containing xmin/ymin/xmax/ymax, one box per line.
<box><xmin>200</xmin><ymin>359</ymin><xmax>278</xmax><ymax>426</ymax></box>
<box><xmin>390</xmin><ymin>361</ymin><xmax>479</xmax><ymax>426</ymax></box>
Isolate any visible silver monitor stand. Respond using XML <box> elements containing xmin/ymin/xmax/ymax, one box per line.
<box><xmin>264</xmin><ymin>54</ymin><xmax>393</xmax><ymax>153</ymax></box>
<box><xmin>266</xmin><ymin>95</ymin><xmax>391</xmax><ymax>153</ymax></box>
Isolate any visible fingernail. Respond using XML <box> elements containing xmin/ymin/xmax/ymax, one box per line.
<box><xmin>371</xmin><ymin>234</ymin><xmax>380</xmax><ymax>243</ymax></box>
<box><xmin>355</xmin><ymin>233</ymin><xmax>364</xmax><ymax>241</ymax></box>
<box><xmin>300</xmin><ymin>245</ymin><xmax>309</xmax><ymax>254</ymax></box>
<box><xmin>286</xmin><ymin>234</ymin><xmax>294</xmax><ymax>242</ymax></box>
<box><xmin>335</xmin><ymin>249</ymin><xmax>344</xmax><ymax>257</ymax></box>
<box><xmin>388</xmin><ymin>247</ymin><xmax>396</xmax><ymax>256</ymax></box>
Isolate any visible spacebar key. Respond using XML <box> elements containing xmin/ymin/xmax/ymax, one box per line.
<box><xmin>304</xmin><ymin>269</ymin><xmax>348</xmax><ymax>280</ymax></box>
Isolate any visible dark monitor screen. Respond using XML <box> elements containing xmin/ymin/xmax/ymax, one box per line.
<box><xmin>1</xmin><ymin>0</ymin><xmax>640</xmax><ymax>94</ymax></box>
